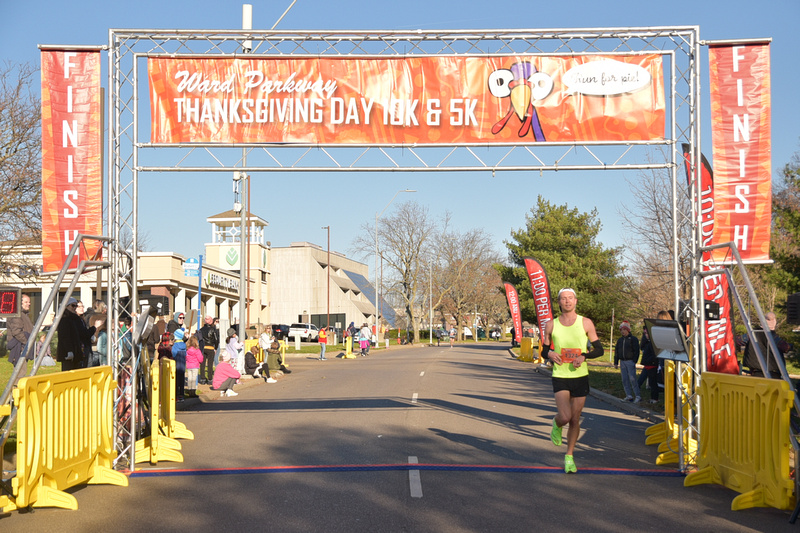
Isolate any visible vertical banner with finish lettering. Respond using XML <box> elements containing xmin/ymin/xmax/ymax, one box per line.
<box><xmin>708</xmin><ymin>41</ymin><xmax>771</xmax><ymax>263</ymax></box>
<box><xmin>504</xmin><ymin>283</ymin><xmax>522</xmax><ymax>345</ymax></box>
<box><xmin>41</xmin><ymin>49</ymin><xmax>103</xmax><ymax>272</ymax></box>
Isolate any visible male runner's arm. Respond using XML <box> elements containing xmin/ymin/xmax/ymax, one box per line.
<box><xmin>573</xmin><ymin>317</ymin><xmax>603</xmax><ymax>368</ymax></box>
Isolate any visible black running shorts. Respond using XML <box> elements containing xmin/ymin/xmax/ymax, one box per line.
<box><xmin>552</xmin><ymin>375</ymin><xmax>590</xmax><ymax>397</ymax></box>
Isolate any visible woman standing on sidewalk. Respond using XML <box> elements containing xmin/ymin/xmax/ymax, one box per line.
<box><xmin>318</xmin><ymin>327</ymin><xmax>328</xmax><ymax>360</ymax></box>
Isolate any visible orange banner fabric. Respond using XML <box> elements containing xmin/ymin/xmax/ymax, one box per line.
<box><xmin>709</xmin><ymin>43</ymin><xmax>771</xmax><ymax>263</ymax></box>
<box><xmin>41</xmin><ymin>51</ymin><xmax>103</xmax><ymax>272</ymax></box>
<box><xmin>149</xmin><ymin>55</ymin><xmax>664</xmax><ymax>145</ymax></box>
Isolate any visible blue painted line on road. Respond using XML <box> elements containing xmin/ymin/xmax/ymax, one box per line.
<box><xmin>130</xmin><ymin>463</ymin><xmax>684</xmax><ymax>478</ymax></box>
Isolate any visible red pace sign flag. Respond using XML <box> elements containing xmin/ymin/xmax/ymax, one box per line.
<box><xmin>148</xmin><ymin>55</ymin><xmax>665</xmax><ymax>145</ymax></box>
<box><xmin>708</xmin><ymin>42</ymin><xmax>771</xmax><ymax>263</ymax></box>
<box><xmin>504</xmin><ymin>283</ymin><xmax>522</xmax><ymax>344</ymax></box>
<box><xmin>524</xmin><ymin>257</ymin><xmax>554</xmax><ymax>336</ymax></box>
<box><xmin>41</xmin><ymin>50</ymin><xmax>103</xmax><ymax>272</ymax></box>
<box><xmin>682</xmin><ymin>144</ymin><xmax>739</xmax><ymax>374</ymax></box>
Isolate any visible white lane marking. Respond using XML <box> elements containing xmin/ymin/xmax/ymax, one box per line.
<box><xmin>408</xmin><ymin>456</ymin><xmax>423</xmax><ymax>498</ymax></box>
<box><xmin>411</xmin><ymin>392</ymin><xmax>418</xmax><ymax>404</ymax></box>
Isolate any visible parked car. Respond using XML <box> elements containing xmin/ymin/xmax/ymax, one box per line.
<box><xmin>271</xmin><ymin>324</ymin><xmax>290</xmax><ymax>340</ymax></box>
<box><xmin>288</xmin><ymin>323</ymin><xmax>319</xmax><ymax>341</ymax></box>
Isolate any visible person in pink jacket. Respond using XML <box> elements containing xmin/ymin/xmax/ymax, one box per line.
<box><xmin>212</xmin><ymin>353</ymin><xmax>241</xmax><ymax>397</ymax></box>
<box><xmin>185</xmin><ymin>335</ymin><xmax>204</xmax><ymax>398</ymax></box>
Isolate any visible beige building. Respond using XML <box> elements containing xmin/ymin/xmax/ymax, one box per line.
<box><xmin>0</xmin><ymin>210</ymin><xmax>394</xmax><ymax>334</ymax></box>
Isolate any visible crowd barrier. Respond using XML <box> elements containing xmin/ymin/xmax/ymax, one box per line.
<box><xmin>344</xmin><ymin>337</ymin><xmax>356</xmax><ymax>358</ymax></box>
<box><xmin>5</xmin><ymin>367</ymin><xmax>128</xmax><ymax>511</ymax></box>
<box><xmin>684</xmin><ymin>373</ymin><xmax>796</xmax><ymax>511</ymax></box>
<box><xmin>135</xmin><ymin>358</ymin><xmax>191</xmax><ymax>465</ymax></box>
<box><xmin>518</xmin><ymin>338</ymin><xmax>534</xmax><ymax>361</ymax></box>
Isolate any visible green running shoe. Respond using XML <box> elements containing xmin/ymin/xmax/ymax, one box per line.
<box><xmin>550</xmin><ymin>418</ymin><xmax>562</xmax><ymax>447</ymax></box>
<box><xmin>564</xmin><ymin>454</ymin><xmax>577</xmax><ymax>473</ymax></box>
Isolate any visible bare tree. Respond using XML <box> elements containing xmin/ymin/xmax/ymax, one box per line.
<box><xmin>0</xmin><ymin>61</ymin><xmax>42</xmax><ymax>250</ymax></box>
<box><xmin>353</xmin><ymin>200</ymin><xmax>437</xmax><ymax>342</ymax></box>
<box><xmin>619</xmin><ymin>150</ymin><xmax>692</xmax><ymax>318</ymax></box>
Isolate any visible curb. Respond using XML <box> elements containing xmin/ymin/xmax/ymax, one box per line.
<box><xmin>510</xmin><ymin>348</ymin><xmax>665</xmax><ymax>424</ymax></box>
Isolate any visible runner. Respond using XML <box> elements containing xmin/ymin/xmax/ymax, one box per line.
<box><xmin>541</xmin><ymin>288</ymin><xmax>604</xmax><ymax>473</ymax></box>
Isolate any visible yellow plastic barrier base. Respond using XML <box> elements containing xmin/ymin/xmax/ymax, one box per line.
<box><xmin>169</xmin><ymin>420</ymin><xmax>195</xmax><ymax>440</ymax></box>
<box><xmin>135</xmin><ymin>435</ymin><xmax>184</xmax><ymax>465</ymax></box>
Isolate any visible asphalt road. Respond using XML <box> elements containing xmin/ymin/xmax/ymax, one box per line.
<box><xmin>1</xmin><ymin>342</ymin><xmax>795</xmax><ymax>532</ymax></box>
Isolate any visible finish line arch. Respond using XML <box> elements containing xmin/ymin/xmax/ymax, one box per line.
<box><xmin>107</xmin><ymin>27</ymin><xmax>705</xmax><ymax>471</ymax></box>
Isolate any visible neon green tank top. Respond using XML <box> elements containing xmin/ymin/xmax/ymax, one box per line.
<box><xmin>551</xmin><ymin>315</ymin><xmax>589</xmax><ymax>378</ymax></box>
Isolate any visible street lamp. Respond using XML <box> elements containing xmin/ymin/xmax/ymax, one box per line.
<box><xmin>375</xmin><ymin>189</ymin><xmax>416</xmax><ymax>342</ymax></box>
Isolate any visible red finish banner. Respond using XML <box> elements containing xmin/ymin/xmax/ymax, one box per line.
<box><xmin>504</xmin><ymin>283</ymin><xmax>522</xmax><ymax>344</ymax></box>
<box><xmin>149</xmin><ymin>55</ymin><xmax>664</xmax><ymax>145</ymax></box>
<box><xmin>708</xmin><ymin>43</ymin><xmax>771</xmax><ymax>263</ymax></box>
<box><xmin>682</xmin><ymin>144</ymin><xmax>739</xmax><ymax>374</ymax></box>
<box><xmin>41</xmin><ymin>50</ymin><xmax>103</xmax><ymax>272</ymax></box>
<box><xmin>524</xmin><ymin>257</ymin><xmax>554</xmax><ymax>337</ymax></box>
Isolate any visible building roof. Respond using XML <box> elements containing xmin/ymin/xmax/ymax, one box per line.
<box><xmin>206</xmin><ymin>210</ymin><xmax>268</xmax><ymax>226</ymax></box>
<box><xmin>344</xmin><ymin>269</ymin><xmax>397</xmax><ymax>327</ymax></box>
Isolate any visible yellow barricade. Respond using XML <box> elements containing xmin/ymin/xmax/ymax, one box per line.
<box><xmin>7</xmin><ymin>367</ymin><xmax>128</xmax><ymax>511</ymax></box>
<box><xmin>344</xmin><ymin>337</ymin><xmax>356</xmax><ymax>359</ymax></box>
<box><xmin>135</xmin><ymin>359</ymin><xmax>185</xmax><ymax>465</ymax></box>
<box><xmin>245</xmin><ymin>338</ymin><xmax>262</xmax><ymax>362</ymax></box>
<box><xmin>684</xmin><ymin>373</ymin><xmax>796</xmax><ymax>511</ymax></box>
<box><xmin>518</xmin><ymin>338</ymin><xmax>533</xmax><ymax>361</ymax></box>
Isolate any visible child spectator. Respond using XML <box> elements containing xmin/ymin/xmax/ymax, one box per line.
<box><xmin>212</xmin><ymin>353</ymin><xmax>241</xmax><ymax>397</ymax></box>
<box><xmin>171</xmin><ymin>328</ymin><xmax>187</xmax><ymax>402</ymax></box>
<box><xmin>35</xmin><ymin>331</ymin><xmax>56</xmax><ymax>367</ymax></box>
<box><xmin>185</xmin><ymin>335</ymin><xmax>204</xmax><ymax>398</ymax></box>
<box><xmin>157</xmin><ymin>331</ymin><xmax>172</xmax><ymax>360</ymax></box>
<box><xmin>225</xmin><ymin>328</ymin><xmax>244</xmax><ymax>365</ymax></box>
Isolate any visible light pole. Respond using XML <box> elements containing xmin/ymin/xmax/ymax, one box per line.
<box><xmin>375</xmin><ymin>189</ymin><xmax>415</xmax><ymax>341</ymax></box>
<box><xmin>322</xmin><ymin>226</ymin><xmax>330</xmax><ymax>331</ymax></box>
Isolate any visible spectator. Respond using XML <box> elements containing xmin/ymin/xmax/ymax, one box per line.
<box><xmin>358</xmin><ymin>323</ymin><xmax>371</xmax><ymax>356</ymax></box>
<box><xmin>638</xmin><ymin>325</ymin><xmax>659</xmax><ymax>404</ymax></box>
<box><xmin>615</xmin><ymin>321</ymin><xmax>641</xmax><ymax>403</ymax></box>
<box><xmin>318</xmin><ymin>327</ymin><xmax>328</xmax><ymax>360</ymax></box>
<box><xmin>267</xmin><ymin>337</ymin><xmax>292</xmax><ymax>375</ymax></box>
<box><xmin>212</xmin><ymin>353</ymin><xmax>241</xmax><ymax>397</ymax></box>
<box><xmin>34</xmin><ymin>331</ymin><xmax>56</xmax><ymax>367</ymax></box>
<box><xmin>167</xmin><ymin>311</ymin><xmax>185</xmax><ymax>335</ymax></box>
<box><xmin>171</xmin><ymin>328</ymin><xmax>187</xmax><ymax>402</ymax></box>
<box><xmin>185</xmin><ymin>334</ymin><xmax>204</xmax><ymax>398</ymax></box>
<box><xmin>7</xmin><ymin>293</ymin><xmax>34</xmax><ymax>365</ymax></box>
<box><xmin>157</xmin><ymin>331</ymin><xmax>173</xmax><ymax>360</ymax></box>
<box><xmin>90</xmin><ymin>316</ymin><xmax>108</xmax><ymax>367</ymax></box>
<box><xmin>740</xmin><ymin>312</ymin><xmax>792</xmax><ymax>378</ymax></box>
<box><xmin>57</xmin><ymin>297</ymin><xmax>96</xmax><ymax>370</ymax></box>
<box><xmin>245</xmin><ymin>344</ymin><xmax>276</xmax><ymax>383</ymax></box>
<box><xmin>225</xmin><ymin>328</ymin><xmax>244</xmax><ymax>365</ymax></box>
<box><xmin>199</xmin><ymin>315</ymin><xmax>219</xmax><ymax>385</ymax></box>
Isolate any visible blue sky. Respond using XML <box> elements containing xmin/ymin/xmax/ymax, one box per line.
<box><xmin>2</xmin><ymin>0</ymin><xmax>798</xmax><ymax>272</ymax></box>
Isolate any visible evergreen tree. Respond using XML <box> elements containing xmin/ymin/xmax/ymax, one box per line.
<box><xmin>496</xmin><ymin>196</ymin><xmax>630</xmax><ymax>339</ymax></box>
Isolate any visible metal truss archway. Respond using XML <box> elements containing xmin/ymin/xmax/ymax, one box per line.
<box><xmin>107</xmin><ymin>27</ymin><xmax>705</xmax><ymax>471</ymax></box>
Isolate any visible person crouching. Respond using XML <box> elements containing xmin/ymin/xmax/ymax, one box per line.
<box><xmin>245</xmin><ymin>345</ymin><xmax>276</xmax><ymax>383</ymax></box>
<box><xmin>213</xmin><ymin>354</ymin><xmax>242</xmax><ymax>397</ymax></box>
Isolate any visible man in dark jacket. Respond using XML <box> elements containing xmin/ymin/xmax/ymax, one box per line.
<box><xmin>614</xmin><ymin>321</ymin><xmax>641</xmax><ymax>402</ymax></box>
<box><xmin>199</xmin><ymin>315</ymin><xmax>219</xmax><ymax>385</ymax></box>
<box><xmin>57</xmin><ymin>297</ymin><xmax>96</xmax><ymax>370</ymax></box>
<box><xmin>740</xmin><ymin>312</ymin><xmax>792</xmax><ymax>378</ymax></box>
<box><xmin>637</xmin><ymin>326</ymin><xmax>659</xmax><ymax>403</ymax></box>
<box><xmin>7</xmin><ymin>293</ymin><xmax>34</xmax><ymax>364</ymax></box>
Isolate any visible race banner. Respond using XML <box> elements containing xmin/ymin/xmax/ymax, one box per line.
<box><xmin>523</xmin><ymin>257</ymin><xmax>554</xmax><ymax>338</ymax></box>
<box><xmin>682</xmin><ymin>144</ymin><xmax>739</xmax><ymax>374</ymax></box>
<box><xmin>708</xmin><ymin>42</ymin><xmax>771</xmax><ymax>263</ymax></box>
<box><xmin>504</xmin><ymin>283</ymin><xmax>522</xmax><ymax>345</ymax></box>
<box><xmin>149</xmin><ymin>54</ymin><xmax>665</xmax><ymax>145</ymax></box>
<box><xmin>41</xmin><ymin>50</ymin><xmax>103</xmax><ymax>272</ymax></box>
